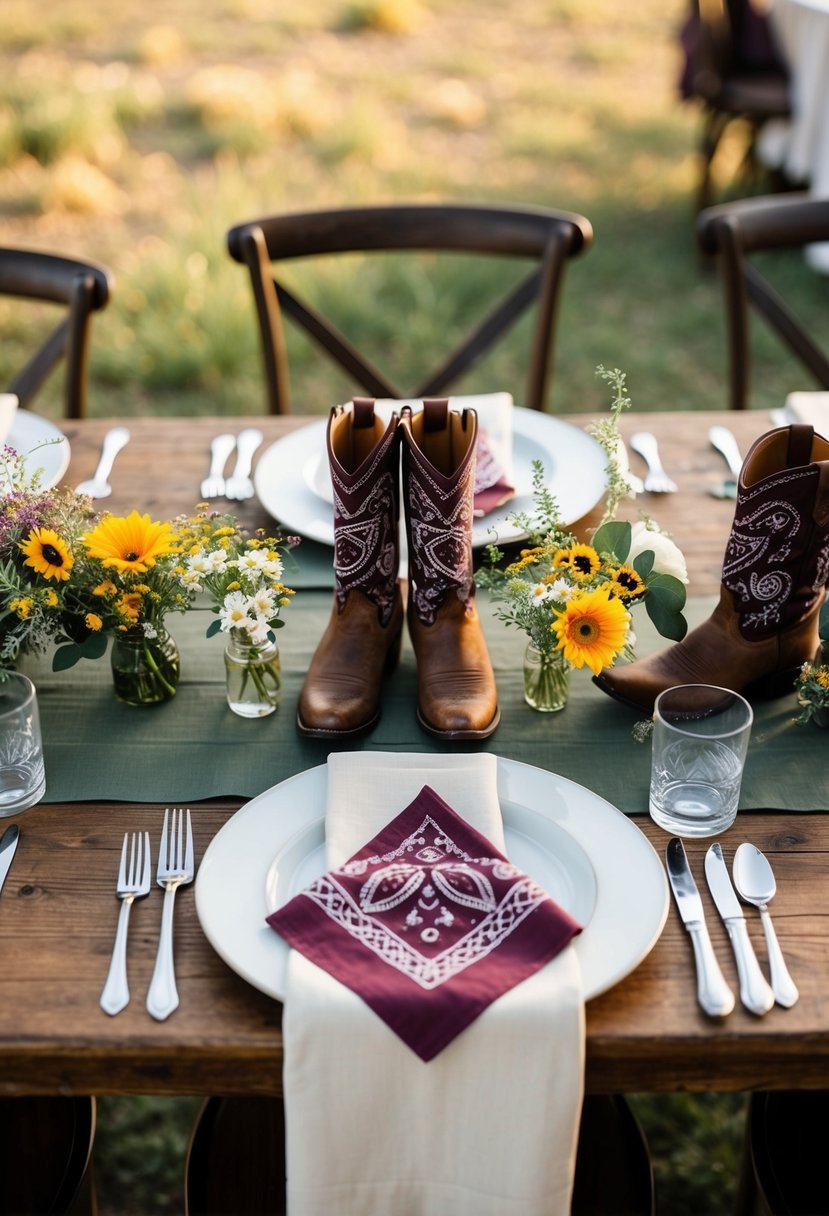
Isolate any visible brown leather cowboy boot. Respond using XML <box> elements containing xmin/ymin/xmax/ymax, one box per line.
<box><xmin>594</xmin><ymin>424</ymin><xmax>829</xmax><ymax>713</ymax></box>
<box><xmin>297</xmin><ymin>399</ymin><xmax>404</xmax><ymax>737</ymax></box>
<box><xmin>400</xmin><ymin>399</ymin><xmax>500</xmax><ymax>740</ymax></box>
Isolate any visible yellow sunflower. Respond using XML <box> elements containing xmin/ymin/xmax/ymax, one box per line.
<box><xmin>19</xmin><ymin>528</ymin><xmax>74</xmax><ymax>582</ymax></box>
<box><xmin>117</xmin><ymin>592</ymin><xmax>143</xmax><ymax>622</ymax></box>
<box><xmin>608</xmin><ymin>564</ymin><xmax>646</xmax><ymax>600</ymax></box>
<box><xmin>552</xmin><ymin>587</ymin><xmax>629</xmax><ymax>675</ymax></box>
<box><xmin>564</xmin><ymin>543</ymin><xmax>601</xmax><ymax>581</ymax></box>
<box><xmin>83</xmin><ymin>511</ymin><xmax>178</xmax><ymax>574</ymax></box>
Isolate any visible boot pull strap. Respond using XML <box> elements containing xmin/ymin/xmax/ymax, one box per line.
<box><xmin>423</xmin><ymin>398</ymin><xmax>449</xmax><ymax>432</ymax></box>
<box><xmin>351</xmin><ymin>397</ymin><xmax>376</xmax><ymax>428</ymax></box>
<box><xmin>788</xmin><ymin>424</ymin><xmax>815</xmax><ymax>468</ymax></box>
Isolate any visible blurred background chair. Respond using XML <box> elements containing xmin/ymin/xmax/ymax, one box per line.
<box><xmin>185</xmin><ymin>1093</ymin><xmax>654</xmax><ymax>1215</ymax></box>
<box><xmin>697</xmin><ymin>192</ymin><xmax>829</xmax><ymax>409</ymax></box>
<box><xmin>679</xmin><ymin>0</ymin><xmax>791</xmax><ymax>215</ymax></box>
<box><xmin>0</xmin><ymin>1096</ymin><xmax>96</xmax><ymax>1214</ymax></box>
<box><xmin>0</xmin><ymin>248</ymin><xmax>113</xmax><ymax>419</ymax></box>
<box><xmin>735</xmin><ymin>1091</ymin><xmax>828</xmax><ymax>1215</ymax></box>
<box><xmin>226</xmin><ymin>203</ymin><xmax>593</xmax><ymax>414</ymax></box>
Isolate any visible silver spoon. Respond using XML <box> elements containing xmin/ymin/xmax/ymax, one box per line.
<box><xmin>733</xmin><ymin>843</ymin><xmax>799</xmax><ymax>1008</ymax></box>
<box><xmin>75</xmin><ymin>426</ymin><xmax>130</xmax><ymax>498</ymax></box>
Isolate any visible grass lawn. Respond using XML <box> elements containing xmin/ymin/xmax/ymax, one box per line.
<box><xmin>0</xmin><ymin>0</ymin><xmax>815</xmax><ymax>1211</ymax></box>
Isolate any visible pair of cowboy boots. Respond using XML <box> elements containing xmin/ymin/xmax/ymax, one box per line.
<box><xmin>297</xmin><ymin>397</ymin><xmax>500</xmax><ymax>740</ymax></box>
<box><xmin>594</xmin><ymin>424</ymin><xmax>829</xmax><ymax>711</ymax></box>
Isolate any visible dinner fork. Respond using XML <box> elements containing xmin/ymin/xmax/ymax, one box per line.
<box><xmin>200</xmin><ymin>434</ymin><xmax>236</xmax><ymax>500</ymax></box>
<box><xmin>629</xmin><ymin>431</ymin><xmax>678</xmax><ymax>494</ymax></box>
<box><xmin>100</xmin><ymin>831</ymin><xmax>151</xmax><ymax>1016</ymax></box>
<box><xmin>146</xmin><ymin>808</ymin><xmax>195</xmax><ymax>1022</ymax></box>
<box><xmin>224</xmin><ymin>427</ymin><xmax>263</xmax><ymax>500</ymax></box>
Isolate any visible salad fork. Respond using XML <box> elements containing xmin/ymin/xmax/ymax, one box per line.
<box><xmin>100</xmin><ymin>831</ymin><xmax>151</xmax><ymax>1016</ymax></box>
<box><xmin>224</xmin><ymin>427</ymin><xmax>263</xmax><ymax>500</ymax></box>
<box><xmin>629</xmin><ymin>431</ymin><xmax>678</xmax><ymax>494</ymax></box>
<box><xmin>146</xmin><ymin>808</ymin><xmax>195</xmax><ymax>1022</ymax></box>
<box><xmin>200</xmin><ymin>434</ymin><xmax>236</xmax><ymax>500</ymax></box>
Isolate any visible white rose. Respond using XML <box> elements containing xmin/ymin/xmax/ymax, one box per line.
<box><xmin>628</xmin><ymin>521</ymin><xmax>688</xmax><ymax>584</ymax></box>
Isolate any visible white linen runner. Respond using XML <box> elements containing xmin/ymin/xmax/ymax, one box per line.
<box><xmin>282</xmin><ymin>751</ymin><xmax>585</xmax><ymax>1216</ymax></box>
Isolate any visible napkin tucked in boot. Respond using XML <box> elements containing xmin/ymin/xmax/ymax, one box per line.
<box><xmin>268</xmin><ymin>751</ymin><xmax>586</xmax><ymax>1216</ymax></box>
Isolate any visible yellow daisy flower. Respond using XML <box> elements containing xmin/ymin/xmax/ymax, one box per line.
<box><xmin>83</xmin><ymin>511</ymin><xmax>178</xmax><ymax>574</ymax></box>
<box><xmin>19</xmin><ymin>528</ymin><xmax>74</xmax><ymax>582</ymax></box>
<box><xmin>85</xmin><ymin>613</ymin><xmax>103</xmax><ymax>632</ymax></box>
<box><xmin>608</xmin><ymin>564</ymin><xmax>646</xmax><ymax>600</ymax></box>
<box><xmin>117</xmin><ymin>592</ymin><xmax>143</xmax><ymax>622</ymax></box>
<box><xmin>552</xmin><ymin>587</ymin><xmax>629</xmax><ymax>675</ymax></box>
<box><xmin>10</xmin><ymin>596</ymin><xmax>33</xmax><ymax>619</ymax></box>
<box><xmin>93</xmin><ymin>580</ymin><xmax>117</xmax><ymax>597</ymax></box>
<box><xmin>42</xmin><ymin>589</ymin><xmax>59</xmax><ymax>608</ymax></box>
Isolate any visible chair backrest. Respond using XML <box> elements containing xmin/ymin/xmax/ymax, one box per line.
<box><xmin>226</xmin><ymin>203</ymin><xmax>593</xmax><ymax>413</ymax></box>
<box><xmin>697</xmin><ymin>194</ymin><xmax>829</xmax><ymax>409</ymax></box>
<box><xmin>0</xmin><ymin>248</ymin><xmax>113</xmax><ymax>419</ymax></box>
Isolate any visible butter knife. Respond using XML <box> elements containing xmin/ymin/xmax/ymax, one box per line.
<box><xmin>0</xmin><ymin>824</ymin><xmax>20</xmax><ymax>895</ymax></box>
<box><xmin>666</xmin><ymin>838</ymin><xmax>735</xmax><ymax>1017</ymax></box>
<box><xmin>704</xmin><ymin>843</ymin><xmax>775</xmax><ymax>1016</ymax></box>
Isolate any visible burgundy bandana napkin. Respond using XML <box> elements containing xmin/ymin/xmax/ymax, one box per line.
<box><xmin>473</xmin><ymin>427</ymin><xmax>515</xmax><ymax>515</ymax></box>
<box><xmin>267</xmin><ymin>784</ymin><xmax>582</xmax><ymax>1062</ymax></box>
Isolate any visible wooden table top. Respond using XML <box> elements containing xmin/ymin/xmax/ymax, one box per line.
<box><xmin>2</xmin><ymin>407</ymin><xmax>827</xmax><ymax>1098</ymax></box>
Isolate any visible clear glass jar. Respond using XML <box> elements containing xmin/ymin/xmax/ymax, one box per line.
<box><xmin>110</xmin><ymin>626</ymin><xmax>180</xmax><ymax>706</ymax></box>
<box><xmin>522</xmin><ymin>642</ymin><xmax>569</xmax><ymax>712</ymax></box>
<box><xmin>224</xmin><ymin>633</ymin><xmax>281</xmax><ymax>718</ymax></box>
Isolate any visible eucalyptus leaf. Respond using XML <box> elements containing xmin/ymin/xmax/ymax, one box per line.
<box><xmin>646</xmin><ymin>586</ymin><xmax>688</xmax><ymax>641</ymax></box>
<box><xmin>52</xmin><ymin>644</ymin><xmax>83</xmax><ymax>672</ymax></box>
<box><xmin>206</xmin><ymin>619</ymin><xmax>222</xmax><ymax>638</ymax></box>
<box><xmin>633</xmin><ymin>550</ymin><xmax>654</xmax><ymax>579</ymax></box>
<box><xmin>592</xmin><ymin>520</ymin><xmax>631</xmax><ymax>562</ymax></box>
<box><xmin>647</xmin><ymin>571</ymin><xmax>687</xmax><ymax>608</ymax></box>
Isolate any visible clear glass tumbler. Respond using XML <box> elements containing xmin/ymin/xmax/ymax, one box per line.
<box><xmin>0</xmin><ymin>672</ymin><xmax>45</xmax><ymax>815</ymax></box>
<box><xmin>649</xmin><ymin>684</ymin><xmax>753</xmax><ymax>837</ymax></box>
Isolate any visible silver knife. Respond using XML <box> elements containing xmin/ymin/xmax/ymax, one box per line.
<box><xmin>0</xmin><ymin>824</ymin><xmax>19</xmax><ymax>895</ymax></box>
<box><xmin>704</xmin><ymin>843</ymin><xmax>775</xmax><ymax>1016</ymax></box>
<box><xmin>666</xmin><ymin>838</ymin><xmax>735</xmax><ymax>1017</ymax></box>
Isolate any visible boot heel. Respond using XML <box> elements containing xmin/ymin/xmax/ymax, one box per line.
<box><xmin>743</xmin><ymin>666</ymin><xmax>801</xmax><ymax>701</ymax></box>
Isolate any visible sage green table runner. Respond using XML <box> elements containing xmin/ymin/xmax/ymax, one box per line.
<box><xmin>27</xmin><ymin>596</ymin><xmax>822</xmax><ymax>813</ymax></box>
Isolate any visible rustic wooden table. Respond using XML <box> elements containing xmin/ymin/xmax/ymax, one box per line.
<box><xmin>2</xmin><ymin>410</ymin><xmax>826</xmax><ymax>1098</ymax></box>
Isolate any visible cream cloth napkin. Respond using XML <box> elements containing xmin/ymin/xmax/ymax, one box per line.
<box><xmin>282</xmin><ymin>751</ymin><xmax>585</xmax><ymax>1216</ymax></box>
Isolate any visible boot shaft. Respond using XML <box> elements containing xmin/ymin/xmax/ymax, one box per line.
<box><xmin>328</xmin><ymin>398</ymin><xmax>400</xmax><ymax>626</ymax></box>
<box><xmin>400</xmin><ymin>399</ymin><xmax>477</xmax><ymax>625</ymax></box>
<box><xmin>724</xmin><ymin>424</ymin><xmax>829</xmax><ymax>640</ymax></box>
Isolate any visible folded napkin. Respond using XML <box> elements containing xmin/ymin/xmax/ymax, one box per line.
<box><xmin>783</xmin><ymin>392</ymin><xmax>829</xmax><ymax>431</ymax></box>
<box><xmin>269</xmin><ymin>752</ymin><xmax>586</xmax><ymax>1216</ymax></box>
<box><xmin>0</xmin><ymin>394</ymin><xmax>18</xmax><ymax>448</ymax></box>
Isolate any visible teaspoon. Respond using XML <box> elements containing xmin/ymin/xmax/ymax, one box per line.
<box><xmin>733</xmin><ymin>843</ymin><xmax>799</xmax><ymax>1008</ymax></box>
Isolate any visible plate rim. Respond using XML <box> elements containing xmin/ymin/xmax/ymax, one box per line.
<box><xmin>253</xmin><ymin>406</ymin><xmax>607</xmax><ymax>546</ymax></box>
<box><xmin>195</xmin><ymin>757</ymin><xmax>668</xmax><ymax>1003</ymax></box>
<box><xmin>8</xmin><ymin>412</ymin><xmax>70</xmax><ymax>489</ymax></box>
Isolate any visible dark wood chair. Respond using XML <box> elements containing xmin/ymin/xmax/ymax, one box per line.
<box><xmin>0</xmin><ymin>248</ymin><xmax>113</xmax><ymax>419</ymax></box>
<box><xmin>226</xmin><ymin>203</ymin><xmax>593</xmax><ymax>414</ymax></box>
<box><xmin>184</xmin><ymin>1093</ymin><xmax>653</xmax><ymax>1215</ymax></box>
<box><xmin>697</xmin><ymin>193</ymin><xmax>829</xmax><ymax>409</ymax></box>
<box><xmin>735</xmin><ymin>1091</ymin><xmax>828</xmax><ymax>1215</ymax></box>
<box><xmin>0</xmin><ymin>1096</ymin><xmax>96</xmax><ymax>1214</ymax></box>
<box><xmin>680</xmin><ymin>0</ymin><xmax>791</xmax><ymax>215</ymax></box>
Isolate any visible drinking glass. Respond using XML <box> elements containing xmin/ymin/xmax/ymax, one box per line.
<box><xmin>649</xmin><ymin>684</ymin><xmax>753</xmax><ymax>837</ymax></box>
<box><xmin>0</xmin><ymin>673</ymin><xmax>45</xmax><ymax>815</ymax></box>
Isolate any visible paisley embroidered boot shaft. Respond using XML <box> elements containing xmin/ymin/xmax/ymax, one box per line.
<box><xmin>400</xmin><ymin>400</ymin><xmax>500</xmax><ymax>739</ymax></box>
<box><xmin>593</xmin><ymin>425</ymin><xmax>829</xmax><ymax>713</ymax></box>
<box><xmin>297</xmin><ymin>399</ymin><xmax>404</xmax><ymax>737</ymax></box>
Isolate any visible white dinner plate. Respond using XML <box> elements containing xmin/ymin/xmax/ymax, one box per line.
<box><xmin>7</xmin><ymin>412</ymin><xmax>70</xmax><ymax>489</ymax></box>
<box><xmin>253</xmin><ymin>407</ymin><xmax>607</xmax><ymax>548</ymax></box>
<box><xmin>195</xmin><ymin>758</ymin><xmax>668</xmax><ymax>1003</ymax></box>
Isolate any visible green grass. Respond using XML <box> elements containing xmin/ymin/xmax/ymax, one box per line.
<box><xmin>0</xmin><ymin>1</ymin><xmax>812</xmax><ymax>1210</ymax></box>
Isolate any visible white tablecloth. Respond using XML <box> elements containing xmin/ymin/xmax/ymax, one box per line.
<box><xmin>765</xmin><ymin>0</ymin><xmax>829</xmax><ymax>269</ymax></box>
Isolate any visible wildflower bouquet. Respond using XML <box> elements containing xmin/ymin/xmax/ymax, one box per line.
<box><xmin>175</xmin><ymin>506</ymin><xmax>296</xmax><ymax>715</ymax></box>
<box><xmin>795</xmin><ymin>602</ymin><xmax>829</xmax><ymax>725</ymax></box>
<box><xmin>476</xmin><ymin>368</ymin><xmax>688</xmax><ymax>710</ymax></box>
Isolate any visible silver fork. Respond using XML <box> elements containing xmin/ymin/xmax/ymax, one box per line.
<box><xmin>100</xmin><ymin>831</ymin><xmax>151</xmax><ymax>1016</ymax></box>
<box><xmin>629</xmin><ymin>431</ymin><xmax>678</xmax><ymax>494</ymax></box>
<box><xmin>146</xmin><ymin>808</ymin><xmax>195</xmax><ymax>1022</ymax></box>
<box><xmin>200</xmin><ymin>434</ymin><xmax>236</xmax><ymax>500</ymax></box>
<box><xmin>224</xmin><ymin>427</ymin><xmax>263</xmax><ymax>500</ymax></box>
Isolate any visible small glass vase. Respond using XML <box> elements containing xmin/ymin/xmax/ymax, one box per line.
<box><xmin>110</xmin><ymin>627</ymin><xmax>180</xmax><ymax>706</ymax></box>
<box><xmin>523</xmin><ymin>642</ymin><xmax>569</xmax><ymax>712</ymax></box>
<box><xmin>225</xmin><ymin>632</ymin><xmax>281</xmax><ymax>718</ymax></box>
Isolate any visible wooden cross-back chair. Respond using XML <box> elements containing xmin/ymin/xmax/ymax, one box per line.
<box><xmin>681</xmin><ymin>0</ymin><xmax>791</xmax><ymax>215</ymax></box>
<box><xmin>0</xmin><ymin>248</ymin><xmax>113</xmax><ymax>419</ymax></box>
<box><xmin>226</xmin><ymin>203</ymin><xmax>593</xmax><ymax>414</ymax></box>
<box><xmin>697</xmin><ymin>193</ymin><xmax>829</xmax><ymax>409</ymax></box>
